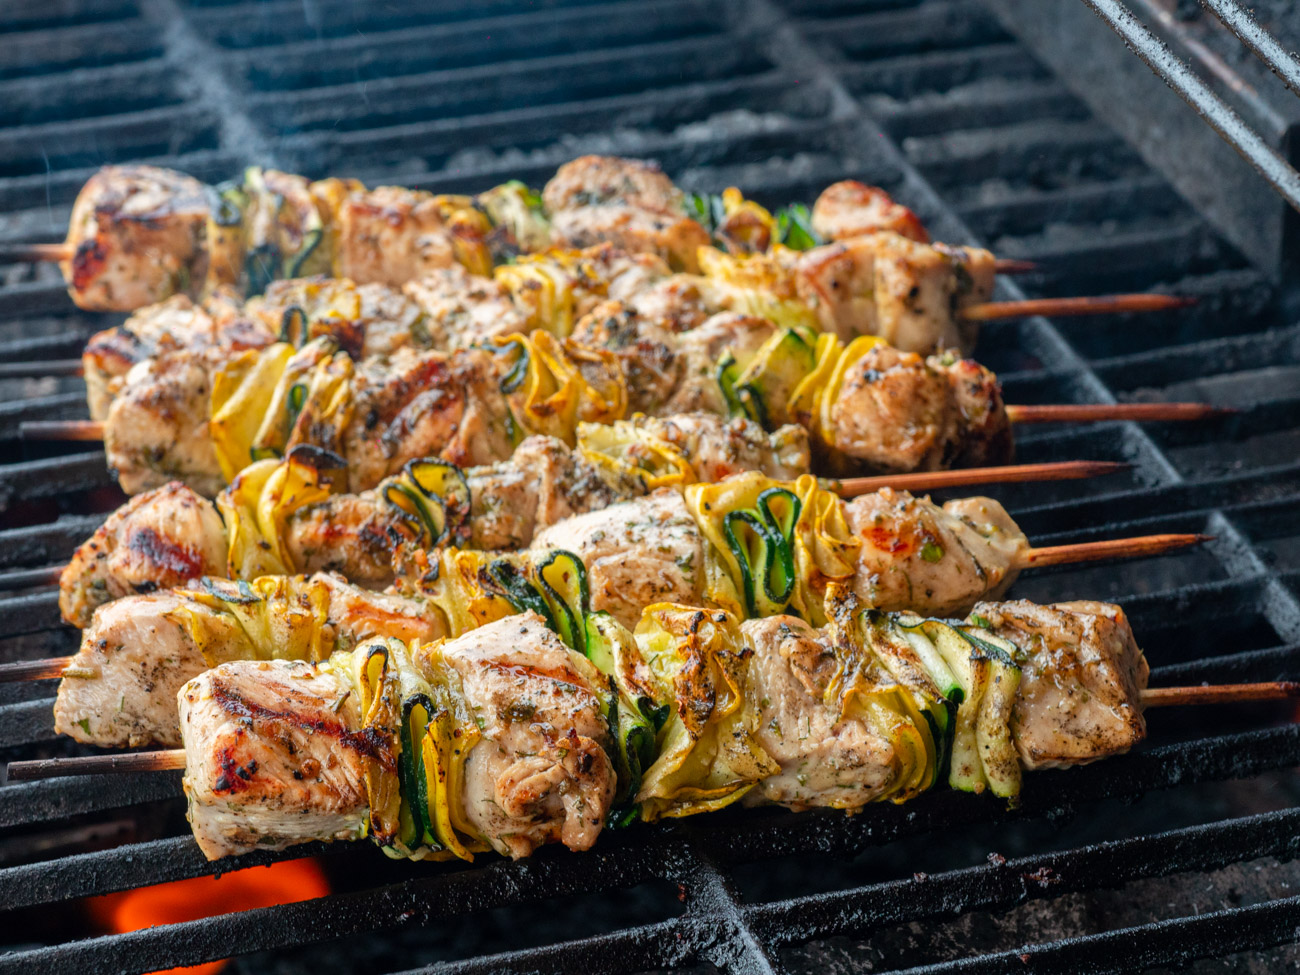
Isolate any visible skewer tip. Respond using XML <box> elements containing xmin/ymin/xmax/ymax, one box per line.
<box><xmin>0</xmin><ymin>656</ymin><xmax>74</xmax><ymax>683</ymax></box>
<box><xmin>962</xmin><ymin>292</ymin><xmax>1198</xmax><ymax>322</ymax></box>
<box><xmin>833</xmin><ymin>459</ymin><xmax>1128</xmax><ymax>497</ymax></box>
<box><xmin>1019</xmin><ymin>532</ymin><xmax>1210</xmax><ymax>569</ymax></box>
<box><xmin>1141</xmin><ymin>680</ymin><xmax>1300</xmax><ymax>709</ymax></box>
<box><xmin>0</xmin><ymin>242</ymin><xmax>71</xmax><ymax>264</ymax></box>
<box><xmin>6</xmin><ymin>749</ymin><xmax>187</xmax><ymax>782</ymax></box>
<box><xmin>20</xmin><ymin>419</ymin><xmax>104</xmax><ymax>442</ymax></box>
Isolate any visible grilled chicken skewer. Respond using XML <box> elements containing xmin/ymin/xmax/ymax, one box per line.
<box><xmin>48</xmin><ymin>292</ymin><xmax>1218</xmax><ymax>499</ymax></box>
<box><xmin>8</xmin><ymin>156</ymin><xmax>1181</xmax><ymax>350</ymax></box>
<box><xmin>50</xmin><ymin>426</ymin><xmax>1139</xmax><ymax>631</ymax></box>
<box><xmin>10</xmin><ymin>591</ymin><xmax>1292</xmax><ymax>864</ymax></box>
<box><xmin>31</xmin><ymin>469</ymin><xmax>1203</xmax><ymax>749</ymax></box>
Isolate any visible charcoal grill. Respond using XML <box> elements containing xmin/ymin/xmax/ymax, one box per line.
<box><xmin>2</xmin><ymin>1</ymin><xmax>1300</xmax><ymax>972</ymax></box>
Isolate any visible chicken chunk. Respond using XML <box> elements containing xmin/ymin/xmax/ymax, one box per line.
<box><xmin>826</xmin><ymin>344</ymin><xmax>1011</xmax><ymax>473</ymax></box>
<box><xmin>625</xmin><ymin>412</ymin><xmax>811</xmax><ymax>482</ymax></box>
<box><xmin>342</xmin><ymin>347</ymin><xmax>513</xmax><ymax>492</ymax></box>
<box><xmin>661</xmin><ymin>312</ymin><xmax>779</xmax><ymax>416</ymax></box>
<box><xmin>180</xmin><ymin>660</ymin><xmax>370</xmax><ymax>859</ymax></box>
<box><xmin>742</xmin><ymin>615</ymin><xmax>901</xmax><ymax>809</ymax></box>
<box><xmin>530</xmin><ymin>489</ymin><xmax>705</xmax><ymax>628</ymax></box>
<box><xmin>466</xmin><ymin>435</ymin><xmax>623</xmax><ymax>551</ymax></box>
<box><xmin>335</xmin><ymin>186</ymin><xmax>461</xmax><ymax>286</ymax></box>
<box><xmin>828</xmin><ymin>344</ymin><xmax>957</xmax><ymax>473</ymax></box>
<box><xmin>544</xmin><ymin>156</ymin><xmax>688</xmax><ymax>215</ymax></box>
<box><xmin>844</xmin><ymin>488</ymin><xmax>1028</xmax><ymax>617</ymax></box>
<box><xmin>403</xmin><ymin>265</ymin><xmax>527</xmax><ymax>348</ymax></box>
<box><xmin>977</xmin><ymin>599</ymin><xmax>1149</xmax><ymax>771</ymax></box>
<box><xmin>933</xmin><ymin>352</ymin><xmax>1013</xmax><ymax>468</ymax></box>
<box><xmin>543</xmin><ymin>156</ymin><xmax>710</xmax><ymax>272</ymax></box>
<box><xmin>62</xmin><ymin>165</ymin><xmax>210</xmax><ymax>311</ymax></box>
<box><xmin>282</xmin><ymin>491</ymin><xmax>408</xmax><ymax>587</ymax></box>
<box><xmin>796</xmin><ymin>233</ymin><xmax>994</xmax><ymax>354</ymax></box>
<box><xmin>105</xmin><ymin>348</ymin><xmax>229</xmax><ymax>497</ymax></box>
<box><xmin>810</xmin><ymin>180</ymin><xmax>928</xmax><ymax>244</ymax></box>
<box><xmin>625</xmin><ymin>275</ymin><xmax>712</xmax><ymax>333</ymax></box>
<box><xmin>55</xmin><ymin>574</ymin><xmax>441</xmax><ymax>749</ymax></box>
<box><xmin>54</xmin><ymin>591</ymin><xmax>213</xmax><ymax>748</ymax></box>
<box><xmin>84</xmin><ymin>292</ymin><xmax>275</xmax><ymax>420</ymax></box>
<box><xmin>570</xmin><ymin>300</ymin><xmax>683</xmax><ymax>415</ymax></box>
<box><xmin>60</xmin><ymin>482</ymin><xmax>227</xmax><ymax>628</ymax></box>
<box><xmin>432</xmin><ymin>612</ymin><xmax>616</xmax><ymax>857</ymax></box>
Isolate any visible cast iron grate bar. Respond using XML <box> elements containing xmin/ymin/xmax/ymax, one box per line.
<box><xmin>1202</xmin><ymin>0</ymin><xmax>1300</xmax><ymax>98</ymax></box>
<box><xmin>1079</xmin><ymin>0</ymin><xmax>1300</xmax><ymax>211</ymax></box>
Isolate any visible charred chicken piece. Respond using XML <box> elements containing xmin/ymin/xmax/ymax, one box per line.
<box><xmin>61</xmin><ymin>165</ymin><xmax>210</xmax><ymax>312</ymax></box>
<box><xmin>434</xmin><ymin>612</ymin><xmax>616</xmax><ymax>857</ymax></box>
<box><xmin>59</xmin><ymin>482</ymin><xmax>226</xmax><ymax>629</ymax></box>
<box><xmin>180</xmin><ymin>611</ymin><xmax>616</xmax><ymax>860</ymax></box>
<box><xmin>56</xmin><ymin>573</ymin><xmax>441</xmax><ymax>749</ymax></box>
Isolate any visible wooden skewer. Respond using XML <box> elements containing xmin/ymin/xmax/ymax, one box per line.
<box><xmin>1140</xmin><ymin>681</ymin><xmax>1300</xmax><ymax>709</ymax></box>
<box><xmin>0</xmin><ymin>242</ymin><xmax>71</xmax><ymax>264</ymax></box>
<box><xmin>836</xmin><ymin>459</ymin><xmax>1125</xmax><ymax>498</ymax></box>
<box><xmin>0</xmin><ymin>656</ymin><xmax>75</xmax><ymax>683</ymax></box>
<box><xmin>1006</xmin><ymin>403</ymin><xmax>1235</xmax><ymax>424</ymax></box>
<box><xmin>6</xmin><ymin>749</ymin><xmax>187</xmax><ymax>782</ymax></box>
<box><xmin>1017</xmin><ymin>533</ymin><xmax>1210</xmax><ymax>569</ymax></box>
<box><xmin>991</xmin><ymin>259</ymin><xmax>1038</xmax><ymax>274</ymax></box>
<box><xmin>21</xmin><ymin>419</ymin><xmax>104</xmax><ymax>441</ymax></box>
<box><xmin>961</xmin><ymin>293</ymin><xmax>1197</xmax><ymax>321</ymax></box>
<box><xmin>12</xmin><ymin>680</ymin><xmax>1300</xmax><ymax>781</ymax></box>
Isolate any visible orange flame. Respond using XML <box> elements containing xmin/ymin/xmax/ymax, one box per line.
<box><xmin>86</xmin><ymin>858</ymin><xmax>331</xmax><ymax>975</ymax></box>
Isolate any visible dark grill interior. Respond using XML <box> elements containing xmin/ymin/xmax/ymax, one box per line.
<box><xmin>1</xmin><ymin>1</ymin><xmax>1299</xmax><ymax>972</ymax></box>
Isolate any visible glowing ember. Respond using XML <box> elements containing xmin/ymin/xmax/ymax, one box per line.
<box><xmin>86</xmin><ymin>857</ymin><xmax>330</xmax><ymax>975</ymax></box>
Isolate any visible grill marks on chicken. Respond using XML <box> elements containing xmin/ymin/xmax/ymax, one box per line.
<box><xmin>55</xmin><ymin>573</ymin><xmax>443</xmax><ymax>749</ymax></box>
<box><xmin>181</xmin><ymin>661</ymin><xmax>372</xmax><ymax>857</ymax></box>
<box><xmin>84</xmin><ymin>291</ymin><xmax>273</xmax><ymax>421</ymax></box>
<box><xmin>829</xmin><ymin>344</ymin><xmax>1011</xmax><ymax>472</ymax></box>
<box><xmin>180</xmin><ymin>612</ymin><xmax>617</xmax><ymax>860</ymax></box>
<box><xmin>60</xmin><ymin>482</ymin><xmax>227</xmax><ymax>629</ymax></box>
<box><xmin>571</xmin><ymin>302</ymin><xmax>781</xmax><ymax>418</ymax></box>
<box><xmin>106</xmin><ymin>347</ymin><xmax>230</xmax><ymax>497</ymax></box>
<box><xmin>63</xmin><ymin>165</ymin><xmax>210</xmax><ymax>312</ymax></box>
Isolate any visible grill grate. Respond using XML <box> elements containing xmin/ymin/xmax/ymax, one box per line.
<box><xmin>1</xmin><ymin>0</ymin><xmax>1300</xmax><ymax>972</ymax></box>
